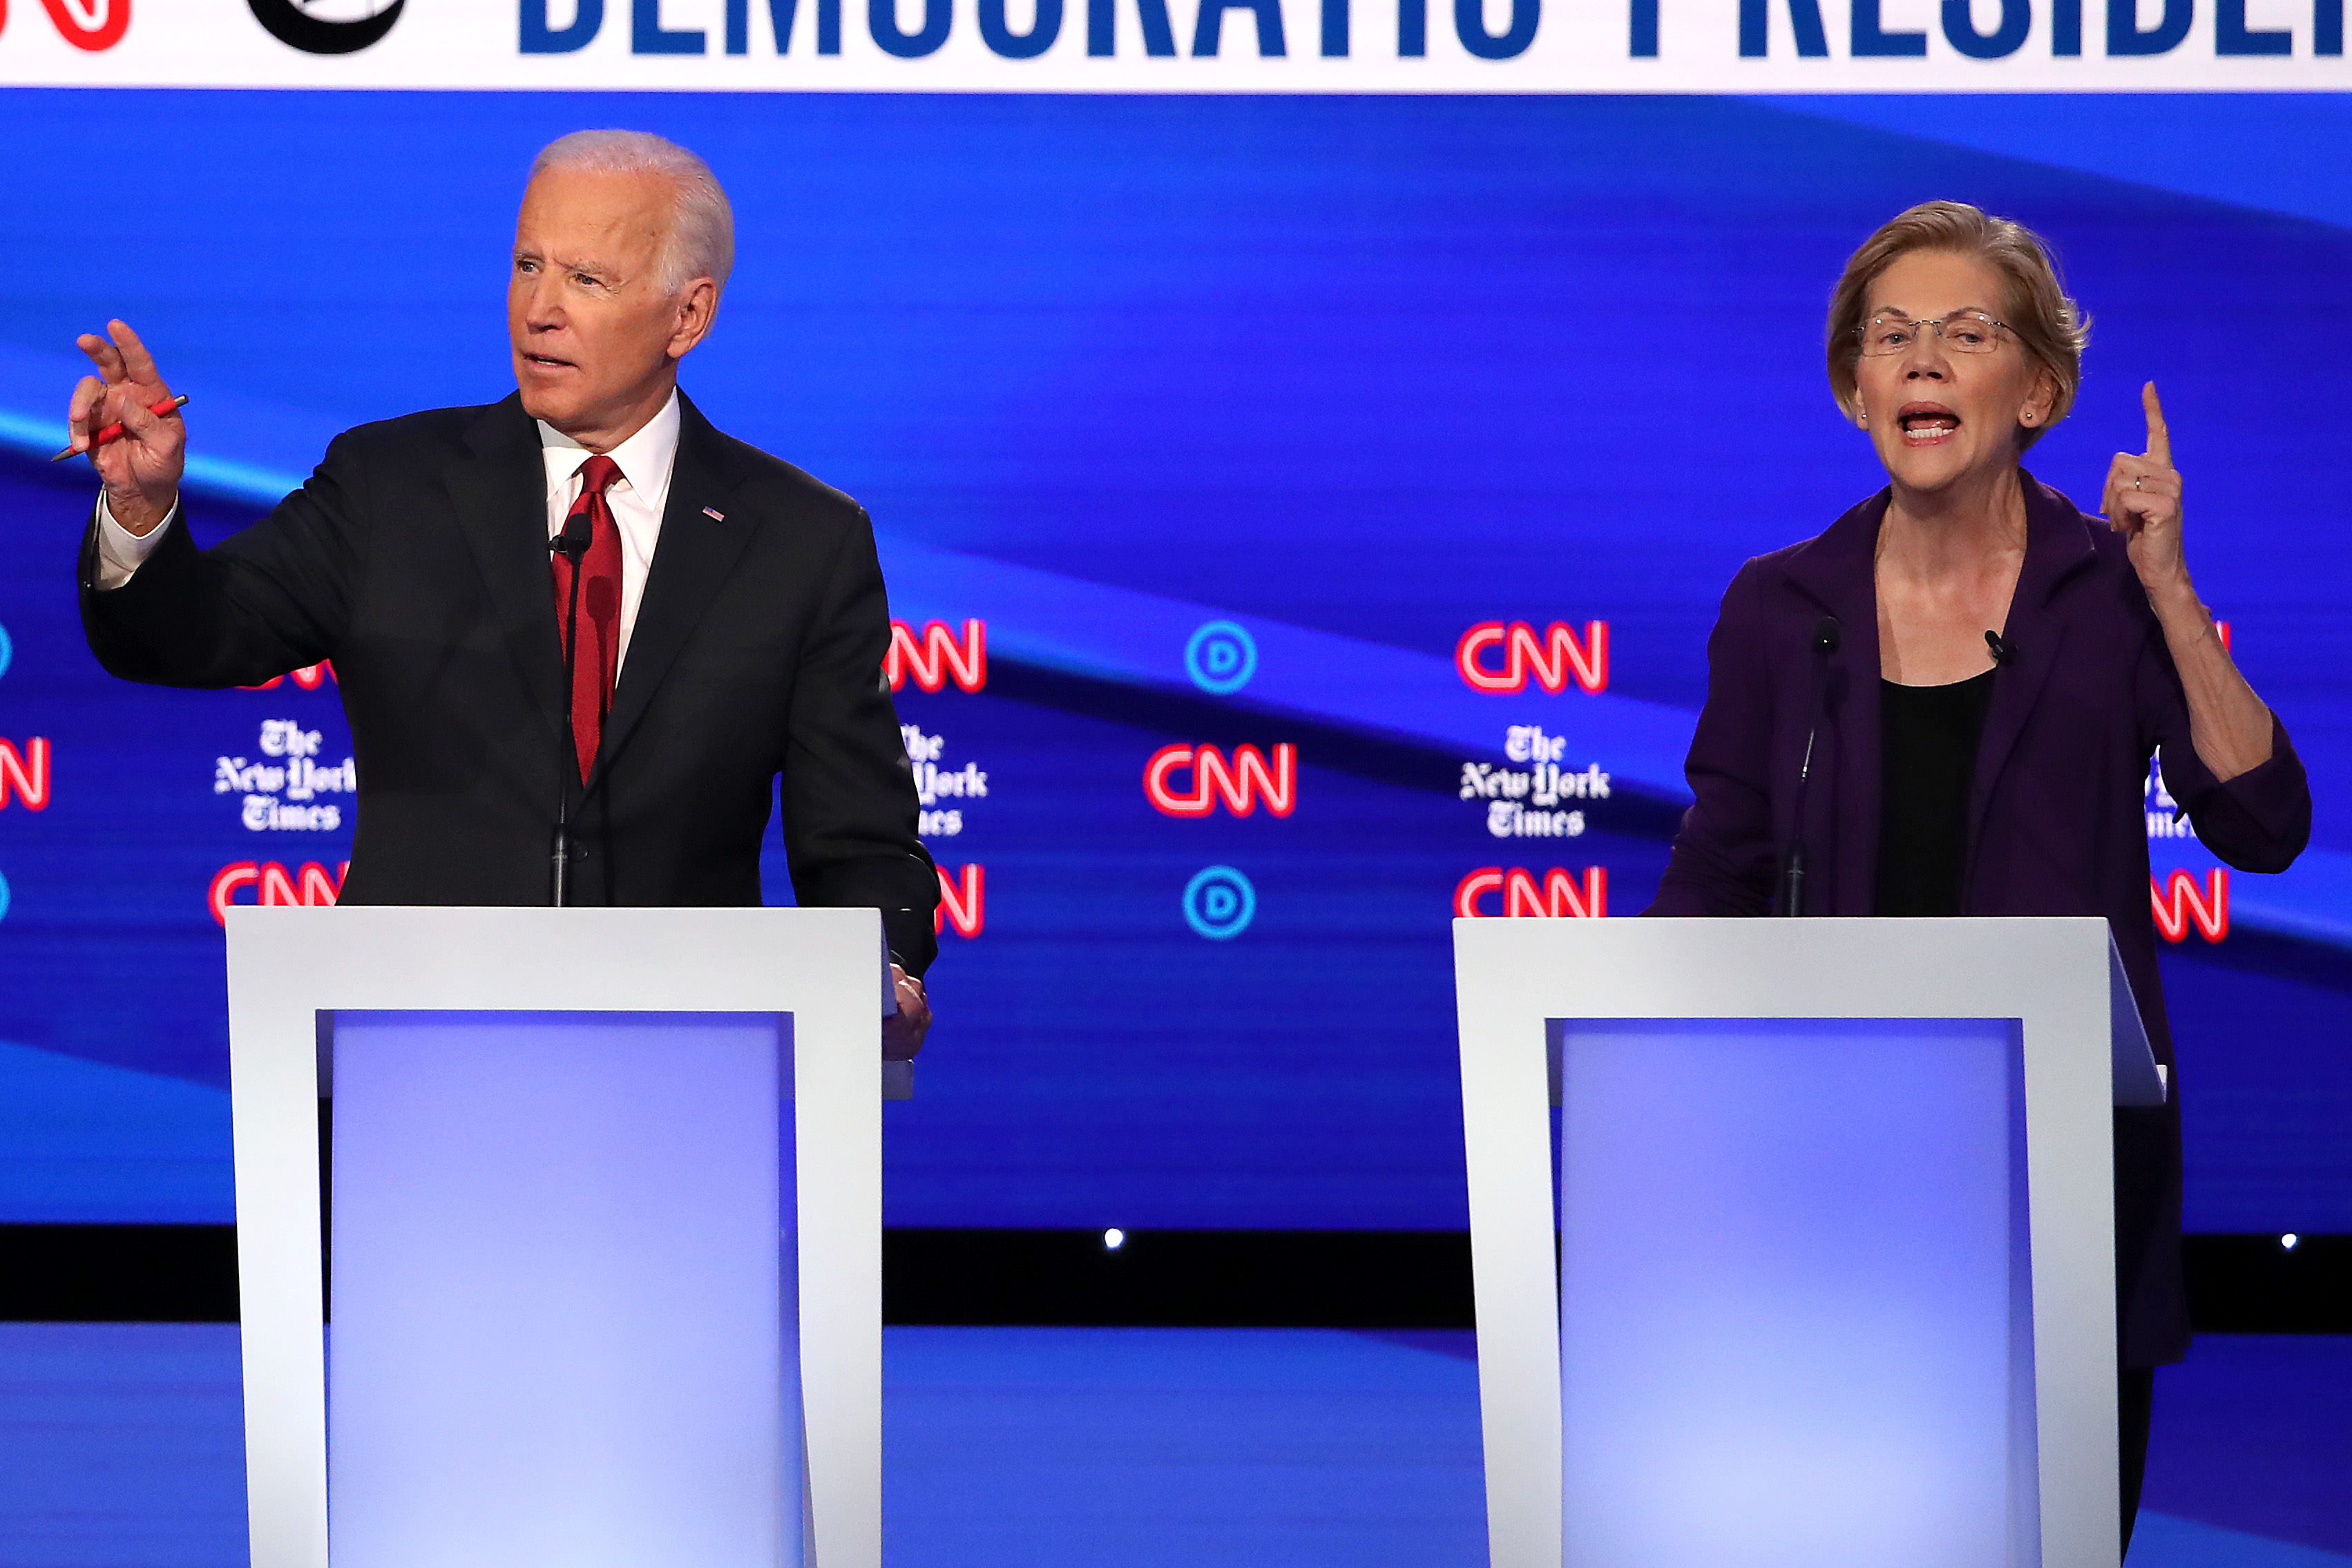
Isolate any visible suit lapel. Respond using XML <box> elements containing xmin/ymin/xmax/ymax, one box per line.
<box><xmin>591</xmin><ymin>394</ymin><xmax>758</xmax><ymax>787</ymax></box>
<box><xmin>445</xmin><ymin>396</ymin><xmax>567</xmax><ymax>746</ymax></box>
<box><xmin>1781</xmin><ymin>491</ymin><xmax>1887</xmax><ymax>916</ymax></box>
<box><xmin>1967</xmin><ymin>475</ymin><xmax>2096</xmax><ymax>874</ymax></box>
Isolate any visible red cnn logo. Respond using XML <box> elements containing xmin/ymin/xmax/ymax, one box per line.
<box><xmin>8</xmin><ymin>0</ymin><xmax>133</xmax><ymax>49</ymax></box>
<box><xmin>1145</xmin><ymin>744</ymin><xmax>1297</xmax><ymax>819</ymax></box>
<box><xmin>1456</xmin><ymin>622</ymin><xmax>1609</xmax><ymax>695</ymax></box>
<box><xmin>211</xmin><ymin>860</ymin><xmax>346</xmax><ymax>928</ymax></box>
<box><xmin>0</xmin><ymin>739</ymin><xmax>50</xmax><ymax>811</ymax></box>
<box><xmin>935</xmin><ymin>863</ymin><xmax>984</xmax><ymax>939</ymax></box>
<box><xmin>1455</xmin><ymin>866</ymin><xmax>1608</xmax><ymax>919</ymax></box>
<box><xmin>888</xmin><ymin>620</ymin><xmax>986</xmax><ymax>694</ymax></box>
<box><xmin>241</xmin><ymin>661</ymin><xmax>336</xmax><ymax>692</ymax></box>
<box><xmin>2151</xmin><ymin>868</ymin><xmax>2228</xmax><ymax>943</ymax></box>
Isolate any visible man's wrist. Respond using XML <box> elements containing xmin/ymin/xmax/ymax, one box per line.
<box><xmin>106</xmin><ymin>488</ymin><xmax>177</xmax><ymax>537</ymax></box>
<box><xmin>93</xmin><ymin>490</ymin><xmax>177</xmax><ymax>591</ymax></box>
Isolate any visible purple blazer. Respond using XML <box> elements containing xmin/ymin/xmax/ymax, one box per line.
<box><xmin>1649</xmin><ymin>474</ymin><xmax>2311</xmax><ymax>1366</ymax></box>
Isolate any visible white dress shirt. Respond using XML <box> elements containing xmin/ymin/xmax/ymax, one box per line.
<box><xmin>93</xmin><ymin>389</ymin><xmax>683</xmax><ymax>679</ymax></box>
<box><xmin>537</xmin><ymin>389</ymin><xmax>680</xmax><ymax>678</ymax></box>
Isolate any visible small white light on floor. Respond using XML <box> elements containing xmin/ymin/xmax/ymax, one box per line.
<box><xmin>2282</xmin><ymin>1233</ymin><xmax>2300</xmax><ymax>1250</ymax></box>
<box><xmin>1104</xmin><ymin>1228</ymin><xmax>1126</xmax><ymax>1250</ymax></box>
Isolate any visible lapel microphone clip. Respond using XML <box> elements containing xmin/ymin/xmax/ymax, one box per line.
<box><xmin>1780</xmin><ymin>615</ymin><xmax>1842</xmax><ymax>918</ymax></box>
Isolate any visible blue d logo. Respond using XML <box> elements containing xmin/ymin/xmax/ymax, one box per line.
<box><xmin>1183</xmin><ymin>866</ymin><xmax>1256</xmax><ymax>940</ymax></box>
<box><xmin>1184</xmin><ymin>621</ymin><xmax>1258</xmax><ymax>696</ymax></box>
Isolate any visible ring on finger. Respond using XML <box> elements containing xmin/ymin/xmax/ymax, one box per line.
<box><xmin>2134</xmin><ymin>475</ymin><xmax>2143</xmax><ymax>490</ymax></box>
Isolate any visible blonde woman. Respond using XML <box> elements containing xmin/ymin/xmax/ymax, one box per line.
<box><xmin>1650</xmin><ymin>200</ymin><xmax>2310</xmax><ymax>1542</ymax></box>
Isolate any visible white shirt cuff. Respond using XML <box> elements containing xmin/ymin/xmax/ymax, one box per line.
<box><xmin>93</xmin><ymin>493</ymin><xmax>175</xmax><ymax>591</ymax></box>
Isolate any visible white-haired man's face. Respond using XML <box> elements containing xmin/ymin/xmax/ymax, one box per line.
<box><xmin>508</xmin><ymin>165</ymin><xmax>717</xmax><ymax>450</ymax></box>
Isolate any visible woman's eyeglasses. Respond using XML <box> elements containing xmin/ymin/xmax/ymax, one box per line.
<box><xmin>1857</xmin><ymin>310</ymin><xmax>2011</xmax><ymax>356</ymax></box>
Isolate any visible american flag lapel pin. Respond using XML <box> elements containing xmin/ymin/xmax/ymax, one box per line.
<box><xmin>702</xmin><ymin>506</ymin><xmax>725</xmax><ymax>522</ymax></box>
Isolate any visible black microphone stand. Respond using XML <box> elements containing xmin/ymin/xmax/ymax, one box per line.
<box><xmin>549</xmin><ymin>513</ymin><xmax>594</xmax><ymax>908</ymax></box>
<box><xmin>1780</xmin><ymin>615</ymin><xmax>1842</xmax><ymax>918</ymax></box>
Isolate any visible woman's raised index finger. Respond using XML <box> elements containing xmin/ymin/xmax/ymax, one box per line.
<box><xmin>2143</xmin><ymin>381</ymin><xmax>2171</xmax><ymax>466</ymax></box>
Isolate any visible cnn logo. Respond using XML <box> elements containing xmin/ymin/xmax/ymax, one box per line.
<box><xmin>1145</xmin><ymin>744</ymin><xmax>1296</xmax><ymax>819</ymax></box>
<box><xmin>935</xmin><ymin>863</ymin><xmax>983</xmax><ymax>939</ymax></box>
<box><xmin>888</xmin><ymin>620</ymin><xmax>986</xmax><ymax>694</ymax></box>
<box><xmin>241</xmin><ymin>661</ymin><xmax>336</xmax><ymax>692</ymax></box>
<box><xmin>211</xmin><ymin>861</ymin><xmax>346</xmax><ymax>927</ymax></box>
<box><xmin>1456</xmin><ymin>621</ymin><xmax>1608</xmax><ymax>695</ymax></box>
<box><xmin>2</xmin><ymin>0</ymin><xmax>131</xmax><ymax>50</ymax></box>
<box><xmin>0</xmin><ymin>739</ymin><xmax>50</xmax><ymax>811</ymax></box>
<box><xmin>2152</xmin><ymin>868</ymin><xmax>2228</xmax><ymax>943</ymax></box>
<box><xmin>1455</xmin><ymin>866</ymin><xmax>1608</xmax><ymax>919</ymax></box>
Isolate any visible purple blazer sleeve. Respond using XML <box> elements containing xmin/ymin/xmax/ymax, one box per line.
<box><xmin>1650</xmin><ymin>560</ymin><xmax>1777</xmax><ymax>917</ymax></box>
<box><xmin>2132</xmin><ymin>611</ymin><xmax>2311</xmax><ymax>874</ymax></box>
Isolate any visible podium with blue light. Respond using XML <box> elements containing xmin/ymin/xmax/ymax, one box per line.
<box><xmin>1454</xmin><ymin>917</ymin><xmax>2166</xmax><ymax>1568</ymax></box>
<box><xmin>223</xmin><ymin>906</ymin><xmax>901</xmax><ymax>1568</ymax></box>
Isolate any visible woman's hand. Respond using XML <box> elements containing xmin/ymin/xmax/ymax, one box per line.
<box><xmin>2103</xmin><ymin>381</ymin><xmax>2187</xmax><ymax>595</ymax></box>
<box><xmin>2108</xmin><ymin>379</ymin><xmax>2274</xmax><ymax>782</ymax></box>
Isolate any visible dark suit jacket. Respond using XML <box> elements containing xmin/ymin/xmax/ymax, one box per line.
<box><xmin>1649</xmin><ymin>473</ymin><xmax>2311</xmax><ymax>1366</ymax></box>
<box><xmin>81</xmin><ymin>391</ymin><xmax>939</xmax><ymax>973</ymax></box>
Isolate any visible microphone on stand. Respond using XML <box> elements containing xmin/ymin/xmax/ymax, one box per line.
<box><xmin>549</xmin><ymin>512</ymin><xmax>594</xmax><ymax>908</ymax></box>
<box><xmin>1779</xmin><ymin>615</ymin><xmax>1842</xmax><ymax>919</ymax></box>
<box><xmin>1985</xmin><ymin>629</ymin><xmax>2018</xmax><ymax>666</ymax></box>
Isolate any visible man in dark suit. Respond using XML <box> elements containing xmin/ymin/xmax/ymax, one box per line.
<box><xmin>68</xmin><ymin>129</ymin><xmax>936</xmax><ymax>1052</ymax></box>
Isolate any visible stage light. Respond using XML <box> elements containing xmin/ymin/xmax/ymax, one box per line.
<box><xmin>1104</xmin><ymin>1228</ymin><xmax>1126</xmax><ymax>1250</ymax></box>
<box><xmin>2282</xmin><ymin>1233</ymin><xmax>2299</xmax><ymax>1250</ymax></box>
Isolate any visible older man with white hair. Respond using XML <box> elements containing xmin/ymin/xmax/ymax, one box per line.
<box><xmin>69</xmin><ymin>129</ymin><xmax>937</xmax><ymax>1052</ymax></box>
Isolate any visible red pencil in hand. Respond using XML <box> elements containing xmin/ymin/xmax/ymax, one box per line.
<box><xmin>52</xmin><ymin>393</ymin><xmax>189</xmax><ymax>461</ymax></box>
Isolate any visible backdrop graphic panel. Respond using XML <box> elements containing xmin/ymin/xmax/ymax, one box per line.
<box><xmin>0</xmin><ymin>88</ymin><xmax>2344</xmax><ymax>1233</ymax></box>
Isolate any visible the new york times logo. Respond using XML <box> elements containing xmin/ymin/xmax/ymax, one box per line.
<box><xmin>247</xmin><ymin>0</ymin><xmax>405</xmax><ymax>54</ymax></box>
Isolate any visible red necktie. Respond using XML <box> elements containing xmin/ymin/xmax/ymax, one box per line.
<box><xmin>551</xmin><ymin>454</ymin><xmax>624</xmax><ymax>783</ymax></box>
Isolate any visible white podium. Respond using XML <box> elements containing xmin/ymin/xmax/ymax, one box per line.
<box><xmin>224</xmin><ymin>906</ymin><xmax>896</xmax><ymax>1568</ymax></box>
<box><xmin>1454</xmin><ymin>917</ymin><xmax>2165</xmax><ymax>1568</ymax></box>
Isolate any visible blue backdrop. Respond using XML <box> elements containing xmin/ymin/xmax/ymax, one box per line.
<box><xmin>0</xmin><ymin>89</ymin><xmax>2345</xmax><ymax>1233</ymax></box>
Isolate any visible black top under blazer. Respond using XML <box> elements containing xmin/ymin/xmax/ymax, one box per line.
<box><xmin>79</xmin><ymin>391</ymin><xmax>939</xmax><ymax>973</ymax></box>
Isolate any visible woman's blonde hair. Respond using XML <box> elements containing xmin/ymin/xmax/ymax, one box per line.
<box><xmin>1826</xmin><ymin>200</ymin><xmax>2088</xmax><ymax>448</ymax></box>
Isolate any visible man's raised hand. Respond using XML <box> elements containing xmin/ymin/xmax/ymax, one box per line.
<box><xmin>2102</xmin><ymin>381</ymin><xmax>2188</xmax><ymax>595</ymax></box>
<box><xmin>69</xmin><ymin>321</ymin><xmax>183</xmax><ymax>535</ymax></box>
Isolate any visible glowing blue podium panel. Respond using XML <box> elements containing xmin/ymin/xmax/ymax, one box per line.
<box><xmin>1455</xmin><ymin>918</ymin><xmax>2162</xmax><ymax>1568</ymax></box>
<box><xmin>1556</xmin><ymin>1018</ymin><xmax>2029</xmax><ymax>1566</ymax></box>
<box><xmin>223</xmin><ymin>907</ymin><xmax>889</xmax><ymax>1568</ymax></box>
<box><xmin>326</xmin><ymin>1011</ymin><xmax>800</xmax><ymax>1568</ymax></box>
